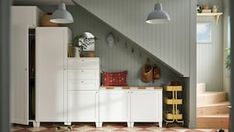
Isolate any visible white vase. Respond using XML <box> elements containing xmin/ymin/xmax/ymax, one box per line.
<box><xmin>74</xmin><ymin>47</ymin><xmax>80</xmax><ymax>58</ymax></box>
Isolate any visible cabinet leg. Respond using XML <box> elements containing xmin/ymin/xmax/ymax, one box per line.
<box><xmin>64</xmin><ymin>122</ymin><xmax>71</xmax><ymax>126</ymax></box>
<box><xmin>158</xmin><ymin>122</ymin><xmax>162</xmax><ymax>127</ymax></box>
<box><xmin>95</xmin><ymin>122</ymin><xmax>103</xmax><ymax>128</ymax></box>
<box><xmin>33</xmin><ymin>121</ymin><xmax>40</xmax><ymax>128</ymax></box>
<box><xmin>127</xmin><ymin>122</ymin><xmax>134</xmax><ymax>128</ymax></box>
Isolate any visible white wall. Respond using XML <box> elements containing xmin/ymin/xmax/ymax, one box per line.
<box><xmin>196</xmin><ymin>16</ymin><xmax>223</xmax><ymax>91</ymax></box>
<box><xmin>197</xmin><ymin>0</ymin><xmax>228</xmax><ymax>92</ymax></box>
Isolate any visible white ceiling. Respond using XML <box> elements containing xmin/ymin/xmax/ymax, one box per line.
<box><xmin>13</xmin><ymin>0</ymin><xmax>74</xmax><ymax>5</ymax></box>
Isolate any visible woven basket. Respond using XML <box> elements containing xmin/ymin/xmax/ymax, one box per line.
<box><xmin>141</xmin><ymin>64</ymin><xmax>153</xmax><ymax>82</ymax></box>
<box><xmin>153</xmin><ymin>66</ymin><xmax>160</xmax><ymax>80</ymax></box>
<box><xmin>40</xmin><ymin>13</ymin><xmax>59</xmax><ymax>27</ymax></box>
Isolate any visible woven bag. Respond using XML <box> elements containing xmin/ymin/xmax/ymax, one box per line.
<box><xmin>141</xmin><ymin>64</ymin><xmax>153</xmax><ymax>82</ymax></box>
<box><xmin>153</xmin><ymin>65</ymin><xmax>160</xmax><ymax>80</ymax></box>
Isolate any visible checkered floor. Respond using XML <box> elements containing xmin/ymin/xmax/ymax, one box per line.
<box><xmin>11</xmin><ymin>123</ymin><xmax>227</xmax><ymax>132</ymax></box>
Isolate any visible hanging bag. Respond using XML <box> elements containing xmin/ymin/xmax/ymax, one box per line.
<box><xmin>153</xmin><ymin>65</ymin><xmax>160</xmax><ymax>80</ymax></box>
<box><xmin>141</xmin><ymin>64</ymin><xmax>153</xmax><ymax>82</ymax></box>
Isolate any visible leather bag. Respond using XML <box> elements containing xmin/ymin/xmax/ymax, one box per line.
<box><xmin>141</xmin><ymin>64</ymin><xmax>153</xmax><ymax>82</ymax></box>
<box><xmin>153</xmin><ymin>65</ymin><xmax>160</xmax><ymax>80</ymax></box>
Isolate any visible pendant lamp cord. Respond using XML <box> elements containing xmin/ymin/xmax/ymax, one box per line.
<box><xmin>71</xmin><ymin>0</ymin><xmax>80</xmax><ymax>7</ymax></box>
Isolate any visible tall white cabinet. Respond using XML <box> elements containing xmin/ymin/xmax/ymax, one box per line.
<box><xmin>10</xmin><ymin>6</ymin><xmax>42</xmax><ymax>125</ymax></box>
<box><xmin>35</xmin><ymin>27</ymin><xmax>71</xmax><ymax>125</ymax></box>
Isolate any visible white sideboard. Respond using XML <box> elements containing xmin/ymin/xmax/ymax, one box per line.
<box><xmin>66</xmin><ymin>58</ymin><xmax>163</xmax><ymax>128</ymax></box>
<box><xmin>98</xmin><ymin>87</ymin><xmax>163</xmax><ymax>128</ymax></box>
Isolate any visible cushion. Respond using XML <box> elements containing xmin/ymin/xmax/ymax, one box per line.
<box><xmin>102</xmin><ymin>71</ymin><xmax>128</xmax><ymax>86</ymax></box>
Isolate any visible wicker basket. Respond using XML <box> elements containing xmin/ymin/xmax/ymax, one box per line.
<box><xmin>141</xmin><ymin>64</ymin><xmax>153</xmax><ymax>82</ymax></box>
<box><xmin>40</xmin><ymin>13</ymin><xmax>59</xmax><ymax>27</ymax></box>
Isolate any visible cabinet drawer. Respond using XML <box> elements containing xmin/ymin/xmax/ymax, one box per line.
<box><xmin>68</xmin><ymin>80</ymin><xmax>98</xmax><ymax>90</ymax></box>
<box><xmin>68</xmin><ymin>58</ymin><xmax>99</xmax><ymax>69</ymax></box>
<box><xmin>68</xmin><ymin>70</ymin><xmax>98</xmax><ymax>80</ymax></box>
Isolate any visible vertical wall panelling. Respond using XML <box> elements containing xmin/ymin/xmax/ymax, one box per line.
<box><xmin>39</xmin><ymin>0</ymin><xmax>195</xmax><ymax>127</ymax></box>
<box><xmin>74</xmin><ymin>0</ymin><xmax>191</xmax><ymax>77</ymax></box>
<box><xmin>197</xmin><ymin>0</ymin><xmax>224</xmax><ymax>91</ymax></box>
<box><xmin>64</xmin><ymin>5</ymin><xmax>181</xmax><ymax>86</ymax></box>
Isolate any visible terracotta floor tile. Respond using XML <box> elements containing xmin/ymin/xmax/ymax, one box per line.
<box><xmin>11</xmin><ymin>123</ymin><xmax>228</xmax><ymax>132</ymax></box>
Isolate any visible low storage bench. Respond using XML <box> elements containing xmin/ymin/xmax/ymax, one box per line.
<box><xmin>98</xmin><ymin>86</ymin><xmax>163</xmax><ymax>128</ymax></box>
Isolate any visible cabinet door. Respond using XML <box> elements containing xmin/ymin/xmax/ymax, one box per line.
<box><xmin>68</xmin><ymin>91</ymin><xmax>97</xmax><ymax>122</ymax></box>
<box><xmin>10</xmin><ymin>25</ymin><xmax>29</xmax><ymax>125</ymax></box>
<box><xmin>99</xmin><ymin>90</ymin><xmax>129</xmax><ymax>122</ymax></box>
<box><xmin>131</xmin><ymin>90</ymin><xmax>162</xmax><ymax>122</ymax></box>
<box><xmin>36</xmin><ymin>28</ymin><xmax>68</xmax><ymax>122</ymax></box>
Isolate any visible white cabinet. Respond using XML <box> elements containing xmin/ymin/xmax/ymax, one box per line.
<box><xmin>36</xmin><ymin>27</ymin><xmax>71</xmax><ymax>124</ymax></box>
<box><xmin>99</xmin><ymin>89</ymin><xmax>130</xmax><ymax>124</ymax></box>
<box><xmin>130</xmin><ymin>89</ymin><xmax>163</xmax><ymax>127</ymax></box>
<box><xmin>10</xmin><ymin>6</ymin><xmax>42</xmax><ymax>125</ymax></box>
<box><xmin>97</xmin><ymin>87</ymin><xmax>163</xmax><ymax>128</ymax></box>
<box><xmin>68</xmin><ymin>91</ymin><xmax>98</xmax><ymax>122</ymax></box>
<box><xmin>67</xmin><ymin>58</ymin><xmax>100</xmax><ymax>126</ymax></box>
<box><xmin>67</xmin><ymin>58</ymin><xmax>100</xmax><ymax>91</ymax></box>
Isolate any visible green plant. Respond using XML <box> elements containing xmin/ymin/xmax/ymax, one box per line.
<box><xmin>72</xmin><ymin>34</ymin><xmax>82</xmax><ymax>48</ymax></box>
<box><xmin>225</xmin><ymin>48</ymin><xmax>231</xmax><ymax>70</ymax></box>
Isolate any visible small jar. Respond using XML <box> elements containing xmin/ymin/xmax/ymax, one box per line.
<box><xmin>203</xmin><ymin>4</ymin><xmax>209</xmax><ymax>10</ymax></box>
<box><xmin>212</xmin><ymin>5</ymin><xmax>218</xmax><ymax>13</ymax></box>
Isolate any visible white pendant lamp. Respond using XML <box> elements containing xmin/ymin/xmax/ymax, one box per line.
<box><xmin>50</xmin><ymin>2</ymin><xmax>74</xmax><ymax>24</ymax></box>
<box><xmin>146</xmin><ymin>2</ymin><xmax>170</xmax><ymax>24</ymax></box>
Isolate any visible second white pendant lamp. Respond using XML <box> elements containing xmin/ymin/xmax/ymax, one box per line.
<box><xmin>146</xmin><ymin>2</ymin><xmax>170</xmax><ymax>24</ymax></box>
<box><xmin>50</xmin><ymin>2</ymin><xmax>74</xmax><ymax>24</ymax></box>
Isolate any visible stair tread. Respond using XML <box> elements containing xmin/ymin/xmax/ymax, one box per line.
<box><xmin>197</xmin><ymin>114</ymin><xmax>229</xmax><ymax>118</ymax></box>
<box><xmin>197</xmin><ymin>101</ymin><xmax>230</xmax><ymax>107</ymax></box>
<box><xmin>198</xmin><ymin>91</ymin><xmax>227</xmax><ymax>95</ymax></box>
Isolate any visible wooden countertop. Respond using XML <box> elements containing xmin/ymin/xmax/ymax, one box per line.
<box><xmin>100</xmin><ymin>86</ymin><xmax>163</xmax><ymax>90</ymax></box>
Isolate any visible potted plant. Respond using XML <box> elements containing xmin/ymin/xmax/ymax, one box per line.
<box><xmin>72</xmin><ymin>35</ymin><xmax>82</xmax><ymax>58</ymax></box>
<box><xmin>225</xmin><ymin>48</ymin><xmax>231</xmax><ymax>70</ymax></box>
